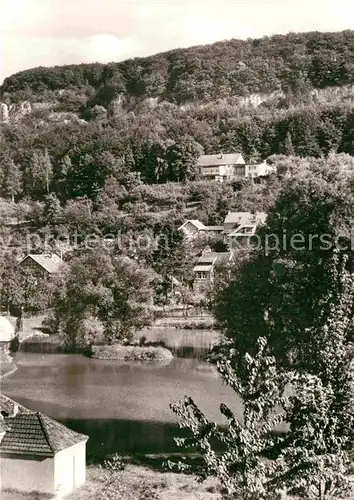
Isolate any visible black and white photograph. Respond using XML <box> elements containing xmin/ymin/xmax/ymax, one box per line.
<box><xmin>1</xmin><ymin>0</ymin><xmax>354</xmax><ymax>498</ymax></box>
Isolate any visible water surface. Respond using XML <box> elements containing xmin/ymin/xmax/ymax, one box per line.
<box><xmin>2</xmin><ymin>353</ymin><xmax>240</xmax><ymax>460</ymax></box>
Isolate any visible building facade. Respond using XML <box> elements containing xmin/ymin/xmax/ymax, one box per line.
<box><xmin>0</xmin><ymin>394</ymin><xmax>88</xmax><ymax>497</ymax></box>
<box><xmin>192</xmin><ymin>249</ymin><xmax>234</xmax><ymax>294</ymax></box>
<box><xmin>18</xmin><ymin>254</ymin><xmax>64</xmax><ymax>279</ymax></box>
<box><xmin>196</xmin><ymin>154</ymin><xmax>276</xmax><ymax>182</ymax></box>
<box><xmin>196</xmin><ymin>153</ymin><xmax>246</xmax><ymax>182</ymax></box>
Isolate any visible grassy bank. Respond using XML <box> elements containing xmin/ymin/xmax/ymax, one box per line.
<box><xmin>1</xmin><ymin>465</ymin><xmax>221</xmax><ymax>500</ymax></box>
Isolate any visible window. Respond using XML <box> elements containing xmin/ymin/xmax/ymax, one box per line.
<box><xmin>196</xmin><ymin>271</ymin><xmax>208</xmax><ymax>280</ymax></box>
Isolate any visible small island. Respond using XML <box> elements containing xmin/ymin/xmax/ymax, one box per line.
<box><xmin>92</xmin><ymin>344</ymin><xmax>173</xmax><ymax>362</ymax></box>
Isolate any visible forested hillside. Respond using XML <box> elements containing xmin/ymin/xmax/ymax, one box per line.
<box><xmin>0</xmin><ymin>30</ymin><xmax>353</xmax><ymax>232</ymax></box>
<box><xmin>1</xmin><ymin>30</ymin><xmax>354</xmax><ymax>337</ymax></box>
<box><xmin>2</xmin><ymin>30</ymin><xmax>354</xmax><ymax>105</ymax></box>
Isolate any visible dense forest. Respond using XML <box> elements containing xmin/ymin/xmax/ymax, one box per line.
<box><xmin>0</xmin><ymin>31</ymin><xmax>354</xmax><ymax>205</ymax></box>
<box><xmin>2</xmin><ymin>30</ymin><xmax>354</xmax><ymax>104</ymax></box>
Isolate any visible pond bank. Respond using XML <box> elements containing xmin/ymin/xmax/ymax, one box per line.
<box><xmin>1</xmin><ymin>464</ymin><xmax>221</xmax><ymax>500</ymax></box>
<box><xmin>0</xmin><ymin>352</ymin><xmax>17</xmax><ymax>379</ymax></box>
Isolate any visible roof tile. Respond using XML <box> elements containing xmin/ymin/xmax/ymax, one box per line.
<box><xmin>0</xmin><ymin>394</ymin><xmax>88</xmax><ymax>456</ymax></box>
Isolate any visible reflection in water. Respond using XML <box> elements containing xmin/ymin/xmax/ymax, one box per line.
<box><xmin>63</xmin><ymin>418</ymin><xmax>193</xmax><ymax>461</ymax></box>
<box><xmin>2</xmin><ymin>352</ymin><xmax>240</xmax><ymax>458</ymax></box>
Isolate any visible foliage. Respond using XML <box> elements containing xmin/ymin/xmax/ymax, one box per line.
<box><xmin>100</xmin><ymin>454</ymin><xmax>125</xmax><ymax>473</ymax></box>
<box><xmin>171</xmin><ymin>256</ymin><xmax>354</xmax><ymax>498</ymax></box>
<box><xmin>53</xmin><ymin>248</ymin><xmax>156</xmax><ymax>349</ymax></box>
<box><xmin>275</xmin><ymin>256</ymin><xmax>354</xmax><ymax>499</ymax></box>
<box><xmin>213</xmin><ymin>156</ymin><xmax>354</xmax><ymax>367</ymax></box>
<box><xmin>169</xmin><ymin>337</ymin><xmax>285</xmax><ymax>499</ymax></box>
<box><xmin>2</xmin><ymin>31</ymin><xmax>354</xmax><ymax>104</ymax></box>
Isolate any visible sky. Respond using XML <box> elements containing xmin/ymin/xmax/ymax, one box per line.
<box><xmin>1</xmin><ymin>0</ymin><xmax>354</xmax><ymax>83</ymax></box>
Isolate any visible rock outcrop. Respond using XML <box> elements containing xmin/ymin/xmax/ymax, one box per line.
<box><xmin>0</xmin><ymin>102</ymin><xmax>9</xmax><ymax>122</ymax></box>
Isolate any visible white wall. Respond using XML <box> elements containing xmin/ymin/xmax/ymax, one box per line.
<box><xmin>54</xmin><ymin>441</ymin><xmax>86</xmax><ymax>494</ymax></box>
<box><xmin>0</xmin><ymin>454</ymin><xmax>54</xmax><ymax>495</ymax></box>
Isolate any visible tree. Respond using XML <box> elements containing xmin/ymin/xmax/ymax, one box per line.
<box><xmin>43</xmin><ymin>193</ymin><xmax>62</xmax><ymax>225</ymax></box>
<box><xmin>55</xmin><ymin>154</ymin><xmax>72</xmax><ymax>201</ymax></box>
<box><xmin>283</xmin><ymin>131</ymin><xmax>295</xmax><ymax>156</ymax></box>
<box><xmin>53</xmin><ymin>248</ymin><xmax>156</xmax><ymax>349</ymax></box>
<box><xmin>76</xmin><ymin>314</ymin><xmax>105</xmax><ymax>348</ymax></box>
<box><xmin>213</xmin><ymin>157</ymin><xmax>354</xmax><ymax>368</ymax></box>
<box><xmin>25</xmin><ymin>149</ymin><xmax>53</xmax><ymax>198</ymax></box>
<box><xmin>171</xmin><ymin>255</ymin><xmax>354</xmax><ymax>499</ymax></box>
<box><xmin>169</xmin><ymin>337</ymin><xmax>286</xmax><ymax>499</ymax></box>
<box><xmin>165</xmin><ymin>136</ymin><xmax>203</xmax><ymax>182</ymax></box>
<box><xmin>1</xmin><ymin>158</ymin><xmax>22</xmax><ymax>202</ymax></box>
<box><xmin>275</xmin><ymin>255</ymin><xmax>354</xmax><ymax>499</ymax></box>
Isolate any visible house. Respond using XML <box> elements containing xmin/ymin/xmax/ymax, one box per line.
<box><xmin>19</xmin><ymin>254</ymin><xmax>64</xmax><ymax>279</ymax></box>
<box><xmin>0</xmin><ymin>393</ymin><xmax>88</xmax><ymax>497</ymax></box>
<box><xmin>223</xmin><ymin>211</ymin><xmax>267</xmax><ymax>248</ymax></box>
<box><xmin>178</xmin><ymin>219</ymin><xmax>208</xmax><ymax>239</ymax></box>
<box><xmin>179</xmin><ymin>212</ymin><xmax>267</xmax><ymax>249</ymax></box>
<box><xmin>196</xmin><ymin>153</ymin><xmax>276</xmax><ymax>182</ymax></box>
<box><xmin>193</xmin><ymin>249</ymin><xmax>234</xmax><ymax>294</ymax></box>
<box><xmin>0</xmin><ymin>317</ymin><xmax>15</xmax><ymax>354</ymax></box>
<box><xmin>245</xmin><ymin>161</ymin><xmax>277</xmax><ymax>178</ymax></box>
<box><xmin>196</xmin><ymin>153</ymin><xmax>246</xmax><ymax>182</ymax></box>
<box><xmin>178</xmin><ymin>220</ymin><xmax>224</xmax><ymax>240</ymax></box>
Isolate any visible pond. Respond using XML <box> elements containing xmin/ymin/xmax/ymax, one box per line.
<box><xmin>2</xmin><ymin>352</ymin><xmax>241</xmax><ymax>461</ymax></box>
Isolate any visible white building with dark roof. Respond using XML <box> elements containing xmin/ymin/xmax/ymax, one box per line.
<box><xmin>196</xmin><ymin>153</ymin><xmax>246</xmax><ymax>182</ymax></box>
<box><xmin>0</xmin><ymin>394</ymin><xmax>88</xmax><ymax>496</ymax></box>
<box><xmin>196</xmin><ymin>153</ymin><xmax>276</xmax><ymax>182</ymax></box>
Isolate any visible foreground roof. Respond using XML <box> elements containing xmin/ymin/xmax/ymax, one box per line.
<box><xmin>0</xmin><ymin>394</ymin><xmax>88</xmax><ymax>456</ymax></box>
<box><xmin>20</xmin><ymin>254</ymin><xmax>64</xmax><ymax>274</ymax></box>
<box><xmin>196</xmin><ymin>153</ymin><xmax>244</xmax><ymax>166</ymax></box>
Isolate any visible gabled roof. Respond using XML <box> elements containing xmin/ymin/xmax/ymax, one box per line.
<box><xmin>20</xmin><ymin>254</ymin><xmax>64</xmax><ymax>274</ymax></box>
<box><xmin>196</xmin><ymin>251</ymin><xmax>233</xmax><ymax>267</ymax></box>
<box><xmin>224</xmin><ymin>212</ymin><xmax>256</xmax><ymax>226</ymax></box>
<box><xmin>197</xmin><ymin>253</ymin><xmax>218</xmax><ymax>265</ymax></box>
<box><xmin>178</xmin><ymin>220</ymin><xmax>206</xmax><ymax>231</ymax></box>
<box><xmin>0</xmin><ymin>394</ymin><xmax>88</xmax><ymax>456</ymax></box>
<box><xmin>196</xmin><ymin>153</ymin><xmax>244</xmax><ymax>167</ymax></box>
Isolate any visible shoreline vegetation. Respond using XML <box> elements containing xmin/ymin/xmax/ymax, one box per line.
<box><xmin>91</xmin><ymin>344</ymin><xmax>174</xmax><ymax>362</ymax></box>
